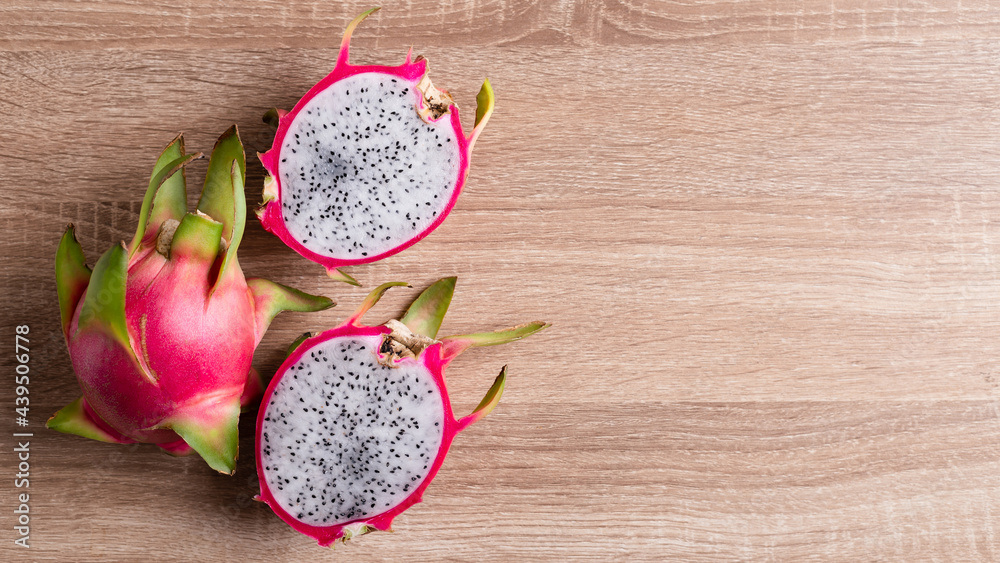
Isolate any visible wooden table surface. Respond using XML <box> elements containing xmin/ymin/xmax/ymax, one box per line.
<box><xmin>2</xmin><ymin>1</ymin><xmax>1000</xmax><ymax>561</ymax></box>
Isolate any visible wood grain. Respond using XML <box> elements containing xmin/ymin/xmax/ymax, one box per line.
<box><xmin>4</xmin><ymin>0</ymin><xmax>1000</xmax><ymax>50</ymax></box>
<box><xmin>2</xmin><ymin>1</ymin><xmax>1000</xmax><ymax>560</ymax></box>
<box><xmin>9</xmin><ymin>401</ymin><xmax>1000</xmax><ymax>561</ymax></box>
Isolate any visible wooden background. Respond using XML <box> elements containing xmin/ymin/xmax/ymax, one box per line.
<box><xmin>2</xmin><ymin>0</ymin><xmax>1000</xmax><ymax>560</ymax></box>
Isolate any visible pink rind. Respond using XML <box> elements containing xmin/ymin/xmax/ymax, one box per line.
<box><xmin>255</xmin><ymin>325</ymin><xmax>464</xmax><ymax>546</ymax></box>
<box><xmin>51</xmin><ymin>129</ymin><xmax>332</xmax><ymax>474</ymax></box>
<box><xmin>258</xmin><ymin>47</ymin><xmax>474</xmax><ymax>270</ymax></box>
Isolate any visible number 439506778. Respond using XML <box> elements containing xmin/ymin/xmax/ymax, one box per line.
<box><xmin>15</xmin><ymin>325</ymin><xmax>29</xmax><ymax>419</ymax></box>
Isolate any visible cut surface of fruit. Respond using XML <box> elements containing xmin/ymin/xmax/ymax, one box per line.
<box><xmin>277</xmin><ymin>73</ymin><xmax>461</xmax><ymax>259</ymax></box>
<box><xmin>256</xmin><ymin>278</ymin><xmax>547</xmax><ymax>545</ymax></box>
<box><xmin>257</xmin><ymin>8</ymin><xmax>494</xmax><ymax>281</ymax></box>
<box><xmin>260</xmin><ymin>333</ymin><xmax>444</xmax><ymax>526</ymax></box>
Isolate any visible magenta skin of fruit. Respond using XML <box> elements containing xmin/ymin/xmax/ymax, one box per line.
<box><xmin>254</xmin><ymin>323</ymin><xmax>464</xmax><ymax>546</ymax></box>
<box><xmin>257</xmin><ymin>54</ymin><xmax>473</xmax><ymax>270</ymax></box>
<box><xmin>67</xmin><ymin>245</ymin><xmax>256</xmax><ymax>444</ymax></box>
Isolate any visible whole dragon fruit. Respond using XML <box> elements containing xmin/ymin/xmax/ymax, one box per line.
<box><xmin>255</xmin><ymin>277</ymin><xmax>547</xmax><ymax>545</ymax></box>
<box><xmin>257</xmin><ymin>8</ymin><xmax>494</xmax><ymax>284</ymax></box>
<box><xmin>48</xmin><ymin>127</ymin><xmax>333</xmax><ymax>474</ymax></box>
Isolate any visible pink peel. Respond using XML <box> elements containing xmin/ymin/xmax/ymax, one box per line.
<box><xmin>255</xmin><ymin>278</ymin><xmax>547</xmax><ymax>545</ymax></box>
<box><xmin>49</xmin><ymin>128</ymin><xmax>333</xmax><ymax>474</ymax></box>
<box><xmin>256</xmin><ymin>9</ymin><xmax>494</xmax><ymax>281</ymax></box>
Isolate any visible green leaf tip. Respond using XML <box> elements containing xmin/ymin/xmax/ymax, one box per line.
<box><xmin>473</xmin><ymin>365</ymin><xmax>506</xmax><ymax>414</ymax></box>
<box><xmin>47</xmin><ymin>397</ymin><xmax>131</xmax><ymax>444</ymax></box>
<box><xmin>337</xmin><ymin>7</ymin><xmax>381</xmax><ymax>68</ymax></box>
<box><xmin>196</xmin><ymin>126</ymin><xmax>246</xmax><ymax>281</ymax></box>
<box><xmin>146</xmin><ymin>134</ymin><xmax>188</xmax><ymax>237</ymax></box>
<box><xmin>440</xmin><ymin>321</ymin><xmax>550</xmax><ymax>361</ymax></box>
<box><xmin>349</xmin><ymin>281</ymin><xmax>410</xmax><ymax>325</ymax></box>
<box><xmin>165</xmin><ymin>398</ymin><xmax>241</xmax><ymax>474</ymax></box>
<box><xmin>400</xmin><ymin>277</ymin><xmax>456</xmax><ymax>339</ymax></box>
<box><xmin>247</xmin><ymin>278</ymin><xmax>334</xmax><ymax>341</ymax></box>
<box><xmin>457</xmin><ymin>365</ymin><xmax>507</xmax><ymax>430</ymax></box>
<box><xmin>447</xmin><ymin>321</ymin><xmax>550</xmax><ymax>347</ymax></box>
<box><xmin>326</xmin><ymin>267</ymin><xmax>361</xmax><ymax>286</ymax></box>
<box><xmin>129</xmin><ymin>150</ymin><xmax>203</xmax><ymax>257</ymax></box>
<box><xmin>209</xmin><ymin>125</ymin><xmax>247</xmax><ymax>181</ymax></box>
<box><xmin>56</xmin><ymin>224</ymin><xmax>92</xmax><ymax>339</ymax></box>
<box><xmin>475</xmin><ymin>79</ymin><xmax>494</xmax><ymax>129</ymax></box>
<box><xmin>469</xmin><ymin>78</ymin><xmax>495</xmax><ymax>149</ymax></box>
<box><xmin>76</xmin><ymin>242</ymin><xmax>132</xmax><ymax>352</ymax></box>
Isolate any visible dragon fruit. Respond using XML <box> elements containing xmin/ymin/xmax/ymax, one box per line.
<box><xmin>48</xmin><ymin>127</ymin><xmax>333</xmax><ymax>474</ymax></box>
<box><xmin>256</xmin><ymin>8</ymin><xmax>494</xmax><ymax>284</ymax></box>
<box><xmin>255</xmin><ymin>277</ymin><xmax>547</xmax><ymax>545</ymax></box>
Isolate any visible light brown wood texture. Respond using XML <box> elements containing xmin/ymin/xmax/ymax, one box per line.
<box><xmin>2</xmin><ymin>1</ymin><xmax>999</xmax><ymax>561</ymax></box>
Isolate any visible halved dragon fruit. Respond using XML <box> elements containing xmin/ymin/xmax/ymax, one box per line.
<box><xmin>255</xmin><ymin>277</ymin><xmax>547</xmax><ymax>545</ymax></box>
<box><xmin>48</xmin><ymin>127</ymin><xmax>333</xmax><ymax>474</ymax></box>
<box><xmin>257</xmin><ymin>8</ymin><xmax>494</xmax><ymax>284</ymax></box>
